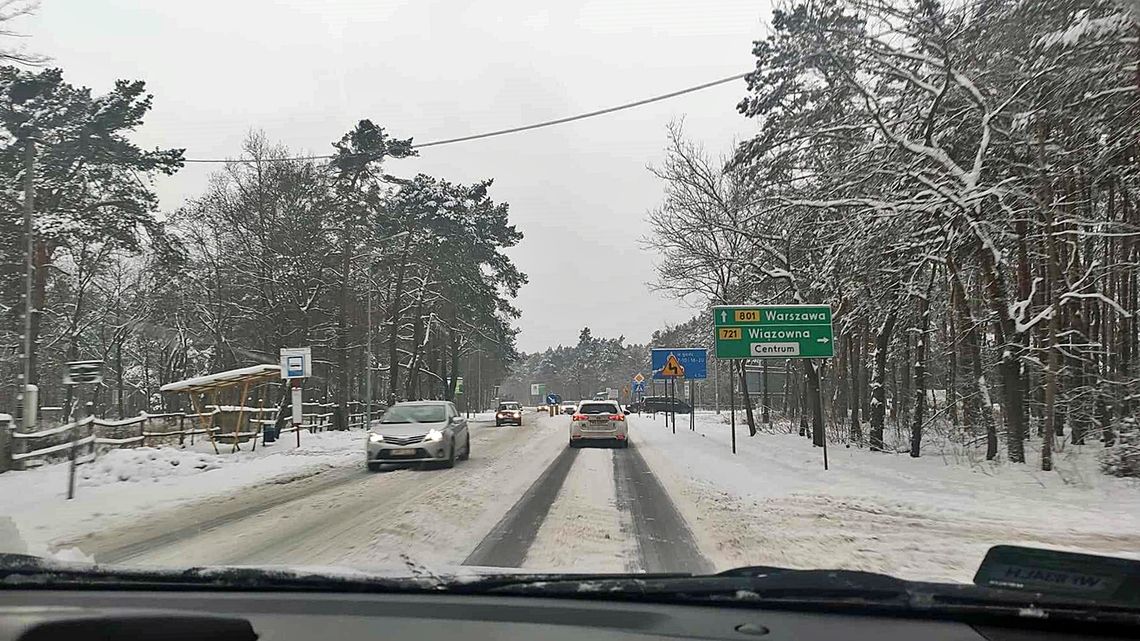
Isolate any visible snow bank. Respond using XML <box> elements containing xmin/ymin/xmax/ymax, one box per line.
<box><xmin>79</xmin><ymin>448</ymin><xmax>225</xmax><ymax>486</ymax></box>
<box><xmin>0</xmin><ymin>430</ymin><xmax>366</xmax><ymax>555</ymax></box>
<box><xmin>629</xmin><ymin>412</ymin><xmax>1140</xmax><ymax>583</ymax></box>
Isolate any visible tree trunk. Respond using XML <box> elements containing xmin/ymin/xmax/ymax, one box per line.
<box><xmin>334</xmin><ymin>217</ymin><xmax>353</xmax><ymax>430</ymax></box>
<box><xmin>1002</xmin><ymin>350</ymin><xmax>1027</xmax><ymax>462</ymax></box>
<box><xmin>761</xmin><ymin>359</ymin><xmax>770</xmax><ymax>425</ymax></box>
<box><xmin>910</xmin><ymin>268</ymin><xmax>935</xmax><ymax>458</ymax></box>
<box><xmin>739</xmin><ymin>364</ymin><xmax>757</xmax><ymax>436</ymax></box>
<box><xmin>869</xmin><ymin>311</ymin><xmax>897</xmax><ymax>451</ymax></box>
<box><xmin>946</xmin><ymin>313</ymin><xmax>959</xmax><ymax>427</ymax></box>
<box><xmin>386</xmin><ymin>234</ymin><xmax>414</xmax><ymax>405</ymax></box>
<box><xmin>805</xmin><ymin>361</ymin><xmax>825</xmax><ymax>447</ymax></box>
<box><xmin>900</xmin><ymin>326</ymin><xmax>912</xmax><ymax>431</ymax></box>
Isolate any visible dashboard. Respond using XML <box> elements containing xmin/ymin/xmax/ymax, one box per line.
<box><xmin>1</xmin><ymin>589</ymin><xmax>1131</xmax><ymax>641</ymax></box>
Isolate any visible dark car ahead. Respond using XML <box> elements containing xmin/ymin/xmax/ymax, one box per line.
<box><xmin>633</xmin><ymin>396</ymin><xmax>692</xmax><ymax>414</ymax></box>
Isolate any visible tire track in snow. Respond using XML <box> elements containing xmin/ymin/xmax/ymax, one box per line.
<box><xmin>462</xmin><ymin>445</ymin><xmax>579</xmax><ymax>568</ymax></box>
<box><xmin>80</xmin><ymin>417</ymin><xmax>559</xmax><ymax>567</ymax></box>
<box><xmin>613</xmin><ymin>443</ymin><xmax>713</xmax><ymax>573</ymax></box>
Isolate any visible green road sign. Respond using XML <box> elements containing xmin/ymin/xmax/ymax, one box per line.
<box><xmin>713</xmin><ymin>305</ymin><xmax>835</xmax><ymax>359</ymax></box>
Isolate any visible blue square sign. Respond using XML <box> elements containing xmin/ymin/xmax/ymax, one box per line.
<box><xmin>651</xmin><ymin>348</ymin><xmax>708</xmax><ymax>380</ymax></box>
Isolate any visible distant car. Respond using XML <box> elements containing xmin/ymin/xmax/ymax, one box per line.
<box><xmin>366</xmin><ymin>400</ymin><xmax>469</xmax><ymax>470</ymax></box>
<box><xmin>633</xmin><ymin>396</ymin><xmax>692</xmax><ymax>414</ymax></box>
<box><xmin>560</xmin><ymin>401</ymin><xmax>577</xmax><ymax>415</ymax></box>
<box><xmin>495</xmin><ymin>401</ymin><xmax>523</xmax><ymax>426</ymax></box>
<box><xmin>569</xmin><ymin>400</ymin><xmax>629</xmax><ymax>448</ymax></box>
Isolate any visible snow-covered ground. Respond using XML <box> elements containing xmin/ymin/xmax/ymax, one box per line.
<box><xmin>0</xmin><ymin>430</ymin><xmax>366</xmax><ymax>559</ymax></box>
<box><xmin>629</xmin><ymin>412</ymin><xmax>1140</xmax><ymax>583</ymax></box>
<box><xmin>523</xmin><ymin>448</ymin><xmax>635</xmax><ymax>572</ymax></box>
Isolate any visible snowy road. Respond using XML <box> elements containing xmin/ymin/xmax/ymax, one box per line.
<box><xmin>67</xmin><ymin>412</ymin><xmax>708</xmax><ymax>573</ymax></box>
<box><xmin>18</xmin><ymin>410</ymin><xmax>1135</xmax><ymax>582</ymax></box>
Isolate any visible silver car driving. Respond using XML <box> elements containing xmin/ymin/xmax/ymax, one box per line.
<box><xmin>366</xmin><ymin>400</ymin><xmax>470</xmax><ymax>471</ymax></box>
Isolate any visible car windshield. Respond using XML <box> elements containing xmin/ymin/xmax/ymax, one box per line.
<box><xmin>2</xmin><ymin>0</ymin><xmax>1138</xmax><ymax>610</ymax></box>
<box><xmin>380</xmin><ymin>405</ymin><xmax>446</xmax><ymax>424</ymax></box>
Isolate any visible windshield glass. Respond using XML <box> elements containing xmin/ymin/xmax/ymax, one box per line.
<box><xmin>1</xmin><ymin>0</ymin><xmax>1138</xmax><ymax>605</ymax></box>
<box><xmin>380</xmin><ymin>405</ymin><xmax>446</xmax><ymax>424</ymax></box>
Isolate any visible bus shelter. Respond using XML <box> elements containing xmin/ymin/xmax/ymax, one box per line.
<box><xmin>160</xmin><ymin>364</ymin><xmax>282</xmax><ymax>453</ymax></box>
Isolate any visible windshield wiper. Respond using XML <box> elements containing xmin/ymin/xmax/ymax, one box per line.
<box><xmin>471</xmin><ymin>566</ymin><xmax>1140</xmax><ymax>627</ymax></box>
<box><xmin>4</xmin><ymin>554</ymin><xmax>1136</xmax><ymax>629</ymax></box>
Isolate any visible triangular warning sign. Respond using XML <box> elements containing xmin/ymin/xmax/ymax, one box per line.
<box><xmin>661</xmin><ymin>354</ymin><xmax>685</xmax><ymax>378</ymax></box>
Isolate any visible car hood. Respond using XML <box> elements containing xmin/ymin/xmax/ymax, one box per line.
<box><xmin>371</xmin><ymin>421</ymin><xmax>447</xmax><ymax>437</ymax></box>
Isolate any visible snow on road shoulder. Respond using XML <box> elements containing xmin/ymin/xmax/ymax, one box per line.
<box><xmin>523</xmin><ymin>448</ymin><xmax>635</xmax><ymax>573</ymax></box>
<box><xmin>0</xmin><ymin>430</ymin><xmax>366</xmax><ymax>557</ymax></box>
<box><xmin>629</xmin><ymin>412</ymin><xmax>1140</xmax><ymax>583</ymax></box>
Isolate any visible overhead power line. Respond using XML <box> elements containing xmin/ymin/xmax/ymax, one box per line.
<box><xmin>181</xmin><ymin>71</ymin><xmax>750</xmax><ymax>164</ymax></box>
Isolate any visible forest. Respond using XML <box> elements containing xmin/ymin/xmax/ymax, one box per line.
<box><xmin>0</xmin><ymin>66</ymin><xmax>526</xmax><ymax>428</ymax></box>
<box><xmin>647</xmin><ymin>0</ymin><xmax>1140</xmax><ymax>474</ymax></box>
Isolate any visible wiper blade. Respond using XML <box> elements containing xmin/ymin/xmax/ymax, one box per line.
<box><xmin>478</xmin><ymin>566</ymin><xmax>1140</xmax><ymax>626</ymax></box>
<box><xmin>482</xmin><ymin>567</ymin><xmax>906</xmax><ymax>600</ymax></box>
<box><xmin>0</xmin><ymin>554</ymin><xmax>681</xmax><ymax>596</ymax></box>
<box><xmin>0</xmin><ymin>554</ymin><xmax>440</xmax><ymax>592</ymax></box>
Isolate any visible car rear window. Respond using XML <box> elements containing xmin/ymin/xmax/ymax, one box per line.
<box><xmin>578</xmin><ymin>402</ymin><xmax>619</xmax><ymax>414</ymax></box>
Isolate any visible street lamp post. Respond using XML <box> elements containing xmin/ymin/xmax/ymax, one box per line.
<box><xmin>364</xmin><ymin>230</ymin><xmax>410</xmax><ymax>428</ymax></box>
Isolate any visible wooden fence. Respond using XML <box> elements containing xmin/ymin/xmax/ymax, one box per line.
<box><xmin>1</xmin><ymin>400</ymin><xmax>377</xmax><ymax>472</ymax></box>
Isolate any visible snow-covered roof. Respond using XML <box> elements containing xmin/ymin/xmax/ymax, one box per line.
<box><xmin>160</xmin><ymin>364</ymin><xmax>282</xmax><ymax>394</ymax></box>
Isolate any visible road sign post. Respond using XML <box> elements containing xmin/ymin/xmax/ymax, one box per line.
<box><xmin>281</xmin><ymin>347</ymin><xmax>312</xmax><ymax>445</ymax></box>
<box><xmin>729</xmin><ymin>361</ymin><xmax>736</xmax><ymax>454</ymax></box>
<box><xmin>713</xmin><ymin>305</ymin><xmax>833</xmax><ymax>466</ymax></box>
<box><xmin>652</xmin><ymin>349</ymin><xmax>706</xmax><ymax>435</ymax></box>
<box><xmin>64</xmin><ymin>360</ymin><xmax>103</xmax><ymax>499</ymax></box>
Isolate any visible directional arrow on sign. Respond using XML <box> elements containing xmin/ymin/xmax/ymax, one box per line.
<box><xmin>817</xmin><ymin>337</ymin><xmax>830</xmax><ymax>343</ymax></box>
<box><xmin>720</xmin><ymin>310</ymin><xmax>728</xmax><ymax>323</ymax></box>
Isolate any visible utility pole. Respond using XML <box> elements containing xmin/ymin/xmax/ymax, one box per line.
<box><xmin>20</xmin><ymin>138</ymin><xmax>36</xmax><ymax>432</ymax></box>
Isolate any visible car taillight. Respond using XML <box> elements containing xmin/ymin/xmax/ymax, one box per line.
<box><xmin>572</xmin><ymin>414</ymin><xmax>588</xmax><ymax>421</ymax></box>
<box><xmin>608</xmin><ymin>414</ymin><xmax>624</xmax><ymax>421</ymax></box>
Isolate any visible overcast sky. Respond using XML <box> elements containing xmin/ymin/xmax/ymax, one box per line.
<box><xmin>26</xmin><ymin>0</ymin><xmax>768</xmax><ymax>353</ymax></box>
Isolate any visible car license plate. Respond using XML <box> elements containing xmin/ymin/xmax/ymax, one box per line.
<box><xmin>389</xmin><ymin>448</ymin><xmax>416</xmax><ymax>456</ymax></box>
<box><xmin>589</xmin><ymin>417</ymin><xmax>609</xmax><ymax>426</ymax></box>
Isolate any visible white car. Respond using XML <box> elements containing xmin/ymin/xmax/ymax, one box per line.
<box><xmin>559</xmin><ymin>401</ymin><xmax>577</xmax><ymax>415</ymax></box>
<box><xmin>365</xmin><ymin>400</ymin><xmax>470</xmax><ymax>470</ymax></box>
<box><xmin>569</xmin><ymin>400</ymin><xmax>629</xmax><ymax>448</ymax></box>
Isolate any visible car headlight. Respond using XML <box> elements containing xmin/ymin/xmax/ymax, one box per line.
<box><xmin>424</xmin><ymin>429</ymin><xmax>444</xmax><ymax>443</ymax></box>
<box><xmin>368</xmin><ymin>433</ymin><xmax>384</xmax><ymax>443</ymax></box>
